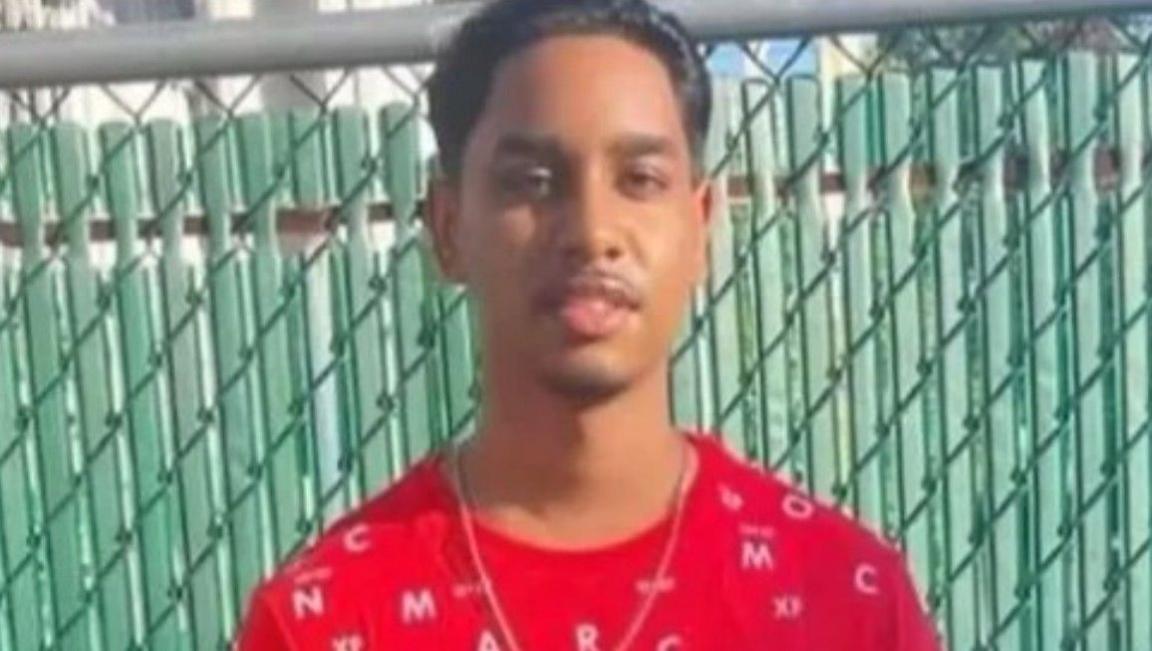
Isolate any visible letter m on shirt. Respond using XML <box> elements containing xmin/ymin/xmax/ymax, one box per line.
<box><xmin>400</xmin><ymin>588</ymin><xmax>438</xmax><ymax>624</ymax></box>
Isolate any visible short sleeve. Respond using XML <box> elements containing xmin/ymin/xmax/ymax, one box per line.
<box><xmin>235</xmin><ymin>586</ymin><xmax>294</xmax><ymax>651</ymax></box>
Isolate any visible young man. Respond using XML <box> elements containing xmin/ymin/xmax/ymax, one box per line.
<box><xmin>238</xmin><ymin>0</ymin><xmax>943</xmax><ymax>648</ymax></box>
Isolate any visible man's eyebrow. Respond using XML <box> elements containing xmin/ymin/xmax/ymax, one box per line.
<box><xmin>492</xmin><ymin>132</ymin><xmax>564</xmax><ymax>160</ymax></box>
<box><xmin>607</xmin><ymin>134</ymin><xmax>677</xmax><ymax>160</ymax></box>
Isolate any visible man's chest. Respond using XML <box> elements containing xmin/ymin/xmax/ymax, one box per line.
<box><xmin>298</xmin><ymin>533</ymin><xmax>818</xmax><ymax>650</ymax></box>
<box><xmin>270</xmin><ymin>475</ymin><xmax>903</xmax><ymax>650</ymax></box>
<box><xmin>336</xmin><ymin>569</ymin><xmax>749</xmax><ymax>649</ymax></box>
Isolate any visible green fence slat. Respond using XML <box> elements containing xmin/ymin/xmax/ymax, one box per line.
<box><xmin>922</xmin><ymin>68</ymin><xmax>960</xmax><ymax>640</ymax></box>
<box><xmin>949</xmin><ymin>71</ymin><xmax>988</xmax><ymax>651</ymax></box>
<box><xmin>1017</xmin><ymin>59</ymin><xmax>1066</xmax><ymax>651</ymax></box>
<box><xmin>0</xmin><ymin>127</ymin><xmax>35</xmax><ymax>651</ymax></box>
<box><xmin>1112</xmin><ymin>52</ymin><xmax>1151</xmax><ymax>651</ymax></box>
<box><xmin>728</xmin><ymin>80</ymin><xmax>763</xmax><ymax>460</ymax></box>
<box><xmin>877</xmin><ymin>73</ymin><xmax>921</xmax><ymax>544</ymax></box>
<box><xmin>284</xmin><ymin>108</ymin><xmax>336</xmax><ymax>526</ymax></box>
<box><xmin>669</xmin><ymin>302</ymin><xmax>704</xmax><ymax>431</ymax></box>
<box><xmin>837</xmin><ymin>74</ymin><xmax>884</xmax><ymax>523</ymax></box>
<box><xmin>333</xmin><ymin>106</ymin><xmax>390</xmax><ymax>493</ymax></box>
<box><xmin>0</xmin><ymin>258</ymin><xmax>14</xmax><ymax>651</ymax></box>
<box><xmin>325</xmin><ymin>236</ymin><xmax>357</xmax><ymax>512</ymax></box>
<box><xmin>1064</xmin><ymin>52</ymin><xmax>1112</xmax><ymax>651</ymax></box>
<box><xmin>730</xmin><ymin>80</ymin><xmax>766</xmax><ymax>457</ymax></box>
<box><xmin>382</xmin><ymin>100</ymin><xmax>428</xmax><ymax>460</ymax></box>
<box><xmin>743</xmin><ymin>82</ymin><xmax>788</xmax><ymax>469</ymax></box>
<box><xmin>266</xmin><ymin>110</ymin><xmax>293</xmax><ymax>206</ymax></box>
<box><xmin>784</xmin><ymin>76</ymin><xmax>838</xmax><ymax>497</ymax></box>
<box><xmin>434</xmin><ymin>283</ymin><xmax>476</xmax><ymax>441</ymax></box>
<box><xmin>731</xmin><ymin>80</ymin><xmax>775</xmax><ymax>464</ymax></box>
<box><xmin>289</xmin><ymin>108</ymin><xmax>328</xmax><ymax>209</ymax></box>
<box><xmin>703</xmin><ymin>81</ymin><xmax>745</xmax><ymax>454</ymax></box>
<box><xmin>973</xmin><ymin>65</ymin><xmax>1021</xmax><ymax>648</ymax></box>
<box><xmin>382</xmin><ymin>102</ymin><xmax>436</xmax><ymax>466</ymax></box>
<box><xmin>670</xmin><ymin>288</ymin><xmax>704</xmax><ymax>431</ymax></box>
<box><xmin>99</xmin><ymin>121</ymin><xmax>181</xmax><ymax>650</ymax></box>
<box><xmin>382</xmin><ymin>104</ymin><xmax>420</xmax><ymax>239</ymax></box>
<box><xmin>1001</xmin><ymin>64</ymin><xmax>1039</xmax><ymax>651</ymax></box>
<box><xmin>1094</xmin><ymin>53</ymin><xmax>1129</xmax><ymax>651</ymax></box>
<box><xmin>51</xmin><ymin>120</ymin><xmax>120</xmax><ymax>651</ymax></box>
<box><xmin>8</xmin><ymin>123</ymin><xmax>86</xmax><ymax>651</ymax></box>
<box><xmin>146</xmin><ymin>118</ymin><xmax>213</xmax><ymax>650</ymax></box>
<box><xmin>879</xmin><ymin>70</ymin><xmax>936</xmax><ymax>624</ymax></box>
<box><xmin>1100</xmin><ymin>60</ymin><xmax>1128</xmax><ymax>651</ymax></box>
<box><xmin>237</xmin><ymin>113</ymin><xmax>303</xmax><ymax>562</ymax></box>
<box><xmin>194</xmin><ymin>114</ymin><xmax>257</xmax><ymax>638</ymax></box>
<box><xmin>0</xmin><ymin>225</ymin><xmax>37</xmax><ymax>651</ymax></box>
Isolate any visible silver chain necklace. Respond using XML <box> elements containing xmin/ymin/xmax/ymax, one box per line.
<box><xmin>451</xmin><ymin>438</ymin><xmax>692</xmax><ymax>651</ymax></box>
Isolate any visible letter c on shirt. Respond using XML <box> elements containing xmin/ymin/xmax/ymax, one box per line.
<box><xmin>656</xmin><ymin>635</ymin><xmax>684</xmax><ymax>650</ymax></box>
<box><xmin>854</xmin><ymin>563</ymin><xmax>880</xmax><ymax>595</ymax></box>
<box><xmin>342</xmin><ymin>524</ymin><xmax>371</xmax><ymax>554</ymax></box>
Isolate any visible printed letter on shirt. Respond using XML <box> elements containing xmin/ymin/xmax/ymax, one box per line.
<box><xmin>400</xmin><ymin>588</ymin><xmax>438</xmax><ymax>624</ymax></box>
<box><xmin>293</xmin><ymin>585</ymin><xmax>325</xmax><ymax>619</ymax></box>
<box><xmin>332</xmin><ymin>634</ymin><xmax>364</xmax><ymax>651</ymax></box>
<box><xmin>477</xmin><ymin>630</ymin><xmax>502</xmax><ymax>651</ymax></box>
<box><xmin>575</xmin><ymin>623</ymin><xmax>601</xmax><ymax>651</ymax></box>
<box><xmin>855</xmin><ymin>563</ymin><xmax>880</xmax><ymax>596</ymax></box>
<box><xmin>781</xmin><ymin>493</ymin><xmax>815</xmax><ymax>520</ymax></box>
<box><xmin>719</xmin><ymin>485</ymin><xmax>744</xmax><ymax>512</ymax></box>
<box><xmin>342</xmin><ymin>524</ymin><xmax>371</xmax><ymax>554</ymax></box>
<box><xmin>772</xmin><ymin>594</ymin><xmax>804</xmax><ymax>620</ymax></box>
<box><xmin>741</xmin><ymin>539</ymin><xmax>775</xmax><ymax>571</ymax></box>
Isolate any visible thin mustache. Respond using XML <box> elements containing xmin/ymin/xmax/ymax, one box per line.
<box><xmin>535</xmin><ymin>268</ymin><xmax>643</xmax><ymax>310</ymax></box>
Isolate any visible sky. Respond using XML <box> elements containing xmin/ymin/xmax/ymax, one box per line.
<box><xmin>708</xmin><ymin>39</ymin><xmax>818</xmax><ymax>77</ymax></box>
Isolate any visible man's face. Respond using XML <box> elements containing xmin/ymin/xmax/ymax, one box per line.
<box><xmin>431</xmin><ymin>34</ymin><xmax>711</xmax><ymax>400</ymax></box>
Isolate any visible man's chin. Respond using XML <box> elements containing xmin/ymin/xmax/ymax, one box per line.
<box><xmin>537</xmin><ymin>359</ymin><xmax>636</xmax><ymax>402</ymax></box>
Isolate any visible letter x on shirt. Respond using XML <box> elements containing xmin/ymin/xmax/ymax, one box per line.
<box><xmin>238</xmin><ymin>433</ymin><xmax>943</xmax><ymax>650</ymax></box>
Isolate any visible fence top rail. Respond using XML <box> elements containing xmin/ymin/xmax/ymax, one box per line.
<box><xmin>0</xmin><ymin>0</ymin><xmax>1149</xmax><ymax>89</ymax></box>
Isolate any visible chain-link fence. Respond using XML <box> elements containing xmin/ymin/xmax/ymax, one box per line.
<box><xmin>1</xmin><ymin>2</ymin><xmax>1151</xmax><ymax>650</ymax></box>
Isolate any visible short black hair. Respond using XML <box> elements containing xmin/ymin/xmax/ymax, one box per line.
<box><xmin>427</xmin><ymin>0</ymin><xmax>712</xmax><ymax>180</ymax></box>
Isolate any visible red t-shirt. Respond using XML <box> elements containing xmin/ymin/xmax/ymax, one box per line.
<box><xmin>237</xmin><ymin>434</ymin><xmax>942</xmax><ymax>650</ymax></box>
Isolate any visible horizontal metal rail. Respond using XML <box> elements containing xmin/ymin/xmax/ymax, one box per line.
<box><xmin>0</xmin><ymin>0</ymin><xmax>1149</xmax><ymax>88</ymax></box>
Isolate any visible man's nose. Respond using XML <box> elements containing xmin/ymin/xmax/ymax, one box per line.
<box><xmin>555</xmin><ymin>172</ymin><xmax>624</xmax><ymax>264</ymax></box>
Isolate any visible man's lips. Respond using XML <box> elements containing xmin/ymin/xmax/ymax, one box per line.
<box><xmin>556</xmin><ymin>294</ymin><xmax>630</xmax><ymax>339</ymax></box>
<box><xmin>536</xmin><ymin>272</ymin><xmax>643</xmax><ymax>311</ymax></box>
<box><xmin>535</xmin><ymin>272</ymin><xmax>642</xmax><ymax>339</ymax></box>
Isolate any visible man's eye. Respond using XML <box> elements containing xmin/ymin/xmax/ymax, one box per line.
<box><xmin>621</xmin><ymin>168</ymin><xmax>668</xmax><ymax>198</ymax></box>
<box><xmin>500</xmin><ymin>167</ymin><xmax>554</xmax><ymax>199</ymax></box>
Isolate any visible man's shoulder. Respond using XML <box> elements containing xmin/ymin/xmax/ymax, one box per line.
<box><xmin>699</xmin><ymin>434</ymin><xmax>898</xmax><ymax>560</ymax></box>
<box><xmin>701</xmin><ymin>436</ymin><xmax>933</xmax><ymax>648</ymax></box>
<box><xmin>245</xmin><ymin>454</ymin><xmax>453</xmax><ymax>628</ymax></box>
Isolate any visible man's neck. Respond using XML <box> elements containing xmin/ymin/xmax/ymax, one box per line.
<box><xmin>454</xmin><ymin>365</ymin><xmax>691</xmax><ymax>549</ymax></box>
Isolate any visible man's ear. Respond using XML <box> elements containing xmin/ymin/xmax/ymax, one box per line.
<box><xmin>690</xmin><ymin>178</ymin><xmax>715</xmax><ymax>285</ymax></box>
<box><xmin>425</xmin><ymin>178</ymin><xmax>466</xmax><ymax>284</ymax></box>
